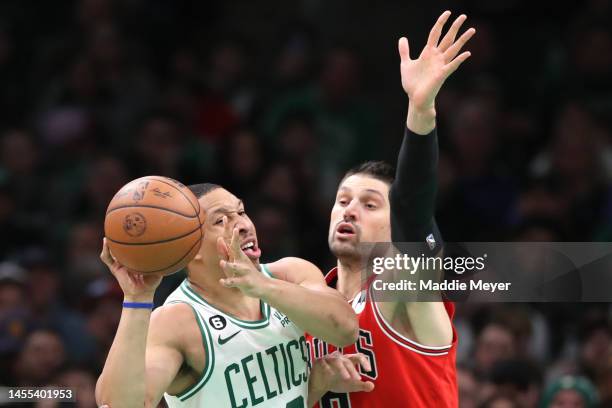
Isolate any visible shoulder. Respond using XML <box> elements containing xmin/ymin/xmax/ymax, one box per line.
<box><xmin>265</xmin><ymin>257</ymin><xmax>323</xmax><ymax>283</ymax></box>
<box><xmin>152</xmin><ymin>302</ymin><xmax>195</xmax><ymax>323</ymax></box>
<box><xmin>149</xmin><ymin>302</ymin><xmax>199</xmax><ymax>346</ymax></box>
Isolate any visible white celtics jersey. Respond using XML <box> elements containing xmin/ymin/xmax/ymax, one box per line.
<box><xmin>163</xmin><ymin>265</ymin><xmax>309</xmax><ymax>408</ymax></box>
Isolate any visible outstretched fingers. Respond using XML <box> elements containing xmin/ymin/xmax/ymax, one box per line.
<box><xmin>443</xmin><ymin>27</ymin><xmax>476</xmax><ymax>63</ymax></box>
<box><xmin>438</xmin><ymin>14</ymin><xmax>467</xmax><ymax>52</ymax></box>
<box><xmin>347</xmin><ymin>353</ymin><xmax>372</xmax><ymax>372</ymax></box>
<box><xmin>444</xmin><ymin>51</ymin><xmax>472</xmax><ymax>78</ymax></box>
<box><xmin>228</xmin><ymin>227</ymin><xmax>242</xmax><ymax>260</ymax></box>
<box><xmin>427</xmin><ymin>10</ymin><xmax>451</xmax><ymax>48</ymax></box>
<box><xmin>217</xmin><ymin>217</ymin><xmax>230</xmax><ymax>261</ymax></box>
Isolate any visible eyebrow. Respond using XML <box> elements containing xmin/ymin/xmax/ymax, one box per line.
<box><xmin>364</xmin><ymin>189</ymin><xmax>385</xmax><ymax>200</ymax></box>
<box><xmin>338</xmin><ymin>187</ymin><xmax>386</xmax><ymax>200</ymax></box>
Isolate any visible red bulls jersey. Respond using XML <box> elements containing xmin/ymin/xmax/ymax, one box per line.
<box><xmin>306</xmin><ymin>268</ymin><xmax>458</xmax><ymax>408</ymax></box>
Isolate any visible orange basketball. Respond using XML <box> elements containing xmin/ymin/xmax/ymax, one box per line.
<box><xmin>104</xmin><ymin>176</ymin><xmax>205</xmax><ymax>275</ymax></box>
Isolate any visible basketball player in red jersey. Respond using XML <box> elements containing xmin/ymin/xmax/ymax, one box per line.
<box><xmin>306</xmin><ymin>11</ymin><xmax>476</xmax><ymax>408</ymax></box>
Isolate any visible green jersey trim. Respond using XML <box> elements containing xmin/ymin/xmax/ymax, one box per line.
<box><xmin>165</xmin><ymin>302</ymin><xmax>215</xmax><ymax>401</ymax></box>
<box><xmin>261</xmin><ymin>264</ymin><xmax>275</xmax><ymax>279</ymax></box>
<box><xmin>180</xmin><ymin>281</ymin><xmax>271</xmax><ymax>329</ymax></box>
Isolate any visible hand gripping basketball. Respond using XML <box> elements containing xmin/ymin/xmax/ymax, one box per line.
<box><xmin>100</xmin><ymin>238</ymin><xmax>163</xmax><ymax>301</ymax></box>
<box><xmin>104</xmin><ymin>176</ymin><xmax>204</xmax><ymax>276</ymax></box>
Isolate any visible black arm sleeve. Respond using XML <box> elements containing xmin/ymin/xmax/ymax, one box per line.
<box><xmin>389</xmin><ymin>126</ymin><xmax>443</xmax><ymax>254</ymax></box>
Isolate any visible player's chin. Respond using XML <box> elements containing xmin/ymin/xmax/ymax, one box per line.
<box><xmin>330</xmin><ymin>239</ymin><xmax>358</xmax><ymax>256</ymax></box>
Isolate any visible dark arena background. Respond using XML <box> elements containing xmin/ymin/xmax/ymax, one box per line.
<box><xmin>0</xmin><ymin>0</ymin><xmax>611</xmax><ymax>407</ymax></box>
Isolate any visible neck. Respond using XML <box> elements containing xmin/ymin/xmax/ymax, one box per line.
<box><xmin>187</xmin><ymin>262</ymin><xmax>261</xmax><ymax>320</ymax></box>
<box><xmin>336</xmin><ymin>257</ymin><xmax>364</xmax><ymax>300</ymax></box>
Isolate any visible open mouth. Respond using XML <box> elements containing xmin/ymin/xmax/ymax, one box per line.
<box><xmin>240</xmin><ymin>239</ymin><xmax>261</xmax><ymax>259</ymax></box>
<box><xmin>336</xmin><ymin>222</ymin><xmax>356</xmax><ymax>239</ymax></box>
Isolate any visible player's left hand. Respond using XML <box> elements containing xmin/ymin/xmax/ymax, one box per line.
<box><xmin>399</xmin><ymin>10</ymin><xmax>475</xmax><ymax>112</ymax></box>
<box><xmin>311</xmin><ymin>351</ymin><xmax>375</xmax><ymax>394</ymax></box>
<box><xmin>217</xmin><ymin>218</ymin><xmax>268</xmax><ymax>297</ymax></box>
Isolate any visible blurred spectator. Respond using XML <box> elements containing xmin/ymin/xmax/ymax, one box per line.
<box><xmin>0</xmin><ymin>262</ymin><xmax>32</xmax><ymax>370</ymax></box>
<box><xmin>0</xmin><ymin>129</ymin><xmax>42</xmax><ymax>190</ymax></box>
<box><xmin>128</xmin><ymin>112</ymin><xmax>183</xmax><ymax>178</ymax></box>
<box><xmin>20</xmin><ymin>247</ymin><xmax>90</xmax><ymax>363</ymax></box>
<box><xmin>437</xmin><ymin>96</ymin><xmax>518</xmax><ymax>240</ymax></box>
<box><xmin>522</xmin><ymin>103</ymin><xmax>611</xmax><ymax>239</ymax></box>
<box><xmin>194</xmin><ymin>36</ymin><xmax>254</xmax><ymax>141</ymax></box>
<box><xmin>35</xmin><ymin>365</ymin><xmax>99</xmax><ymax>408</ymax></box>
<box><xmin>458</xmin><ymin>366</ymin><xmax>480</xmax><ymax>408</ymax></box>
<box><xmin>259</xmin><ymin>162</ymin><xmax>299</xmax><ymax>208</ymax></box>
<box><xmin>474</xmin><ymin>322</ymin><xmax>518</xmax><ymax>377</ymax></box>
<box><xmin>0</xmin><ymin>129</ymin><xmax>49</xmax><ymax>251</ymax></box>
<box><xmin>66</xmin><ymin>221</ymin><xmax>106</xmax><ymax>287</ymax></box>
<box><xmin>12</xmin><ymin>329</ymin><xmax>66</xmax><ymax>386</ymax></box>
<box><xmin>251</xmin><ymin>202</ymin><xmax>298</xmax><ymax>263</ymax></box>
<box><xmin>49</xmin><ymin>155</ymin><xmax>128</xmax><ymax>227</ymax></box>
<box><xmin>566</xmin><ymin>23</ymin><xmax>612</xmax><ymax>120</ymax></box>
<box><xmin>487</xmin><ymin>359</ymin><xmax>543</xmax><ymax>408</ymax></box>
<box><xmin>578</xmin><ymin>319</ymin><xmax>612</xmax><ymax>380</ymax></box>
<box><xmin>271</xmin><ymin>23</ymin><xmax>316</xmax><ymax>92</ymax></box>
<box><xmin>478</xmin><ymin>393</ymin><xmax>522</xmax><ymax>408</ymax></box>
<box><xmin>512</xmin><ymin>217</ymin><xmax>566</xmax><ymax>242</ymax></box>
<box><xmin>79</xmin><ymin>278</ymin><xmax>123</xmax><ymax>369</ymax></box>
<box><xmin>539</xmin><ymin>376</ymin><xmax>599</xmax><ymax>408</ymax></box>
<box><xmin>263</xmin><ymin>45</ymin><xmax>380</xmax><ymax>199</ymax></box>
<box><xmin>216</xmin><ymin>127</ymin><xmax>265</xmax><ymax>204</ymax></box>
<box><xmin>0</xmin><ymin>182</ymin><xmax>33</xmax><ymax>258</ymax></box>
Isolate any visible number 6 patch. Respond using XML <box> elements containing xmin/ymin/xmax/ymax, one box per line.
<box><xmin>209</xmin><ymin>315</ymin><xmax>227</xmax><ymax>330</ymax></box>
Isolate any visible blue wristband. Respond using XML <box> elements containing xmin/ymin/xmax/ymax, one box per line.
<box><xmin>123</xmin><ymin>302</ymin><xmax>154</xmax><ymax>309</ymax></box>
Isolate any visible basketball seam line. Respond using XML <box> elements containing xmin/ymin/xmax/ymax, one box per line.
<box><xmin>125</xmin><ymin>237</ymin><xmax>202</xmax><ymax>274</ymax></box>
<box><xmin>106</xmin><ymin>223</ymin><xmax>202</xmax><ymax>246</ymax></box>
<box><xmin>149</xmin><ymin>178</ymin><xmax>204</xmax><ymax>244</ymax></box>
<box><xmin>151</xmin><ymin>178</ymin><xmax>201</xmax><ymax>221</ymax></box>
<box><xmin>106</xmin><ymin>204</ymin><xmax>197</xmax><ymax>218</ymax></box>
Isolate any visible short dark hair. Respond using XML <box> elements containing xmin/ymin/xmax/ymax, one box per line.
<box><xmin>188</xmin><ymin>183</ymin><xmax>222</xmax><ymax>199</ymax></box>
<box><xmin>340</xmin><ymin>161</ymin><xmax>395</xmax><ymax>186</ymax></box>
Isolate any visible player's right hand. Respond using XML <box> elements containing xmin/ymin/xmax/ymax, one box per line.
<box><xmin>100</xmin><ymin>238</ymin><xmax>163</xmax><ymax>301</ymax></box>
<box><xmin>311</xmin><ymin>351</ymin><xmax>375</xmax><ymax>394</ymax></box>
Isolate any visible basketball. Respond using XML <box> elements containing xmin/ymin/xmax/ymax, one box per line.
<box><xmin>104</xmin><ymin>176</ymin><xmax>205</xmax><ymax>275</ymax></box>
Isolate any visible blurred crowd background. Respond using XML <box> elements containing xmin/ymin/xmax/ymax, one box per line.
<box><xmin>0</xmin><ymin>0</ymin><xmax>611</xmax><ymax>407</ymax></box>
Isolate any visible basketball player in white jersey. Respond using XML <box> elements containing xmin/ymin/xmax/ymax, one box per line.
<box><xmin>95</xmin><ymin>183</ymin><xmax>362</xmax><ymax>408</ymax></box>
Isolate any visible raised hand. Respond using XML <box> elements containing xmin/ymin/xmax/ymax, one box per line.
<box><xmin>216</xmin><ymin>219</ymin><xmax>267</xmax><ymax>297</ymax></box>
<box><xmin>99</xmin><ymin>238</ymin><xmax>163</xmax><ymax>301</ymax></box>
<box><xmin>400</xmin><ymin>11</ymin><xmax>475</xmax><ymax>133</ymax></box>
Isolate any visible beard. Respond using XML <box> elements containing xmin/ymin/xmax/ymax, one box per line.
<box><xmin>328</xmin><ymin>231</ymin><xmax>364</xmax><ymax>262</ymax></box>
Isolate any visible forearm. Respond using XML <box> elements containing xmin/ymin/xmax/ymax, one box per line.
<box><xmin>390</xmin><ymin>122</ymin><xmax>439</xmax><ymax>244</ymax></box>
<box><xmin>307</xmin><ymin>367</ymin><xmax>327</xmax><ymax>408</ymax></box>
<box><xmin>260</xmin><ymin>279</ymin><xmax>357</xmax><ymax>346</ymax></box>
<box><xmin>406</xmin><ymin>102</ymin><xmax>436</xmax><ymax>135</ymax></box>
<box><xmin>96</xmin><ymin>298</ymin><xmax>152</xmax><ymax>408</ymax></box>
